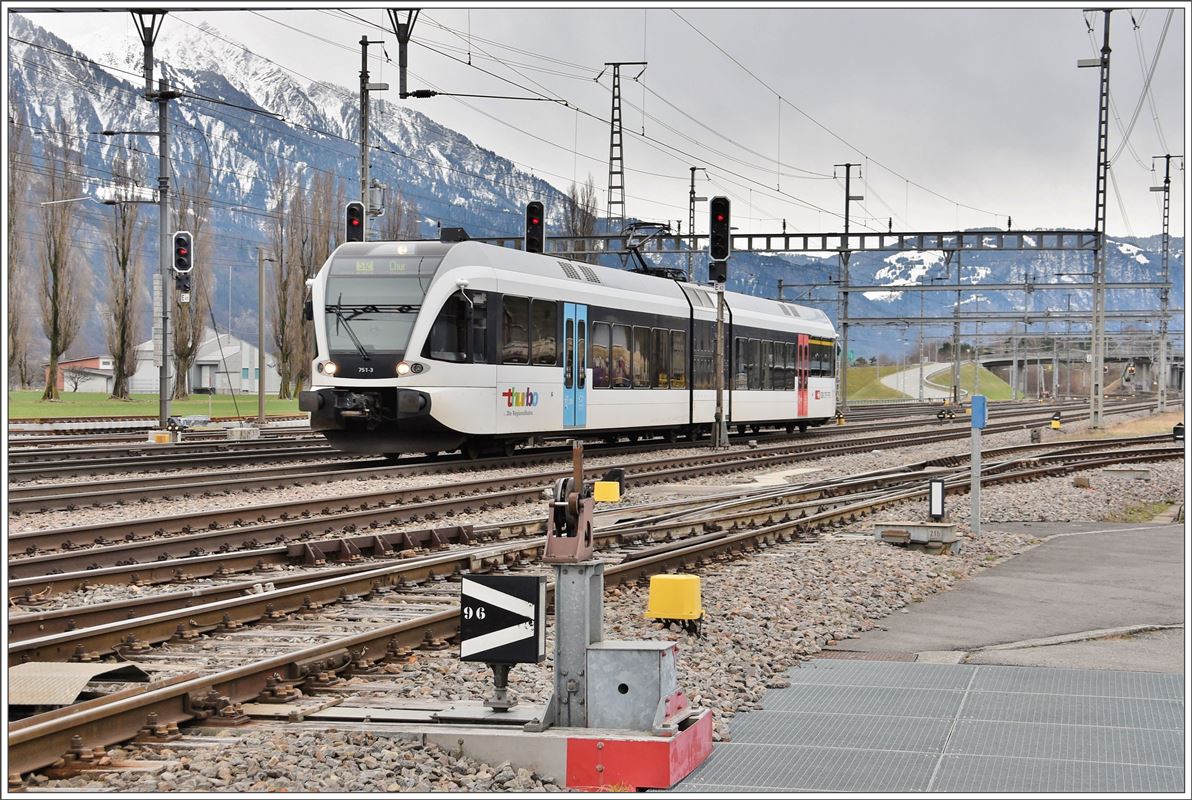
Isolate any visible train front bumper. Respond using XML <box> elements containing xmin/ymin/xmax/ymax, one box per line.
<box><xmin>298</xmin><ymin>387</ymin><xmax>431</xmax><ymax>432</ymax></box>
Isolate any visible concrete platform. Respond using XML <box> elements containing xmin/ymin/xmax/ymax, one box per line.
<box><xmin>844</xmin><ymin>521</ymin><xmax>1184</xmax><ymax>666</ymax></box>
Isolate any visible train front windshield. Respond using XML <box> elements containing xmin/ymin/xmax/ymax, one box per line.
<box><xmin>323</xmin><ymin>254</ymin><xmax>443</xmax><ymax>357</ymax></box>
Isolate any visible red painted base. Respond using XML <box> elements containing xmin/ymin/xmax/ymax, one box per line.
<box><xmin>565</xmin><ymin>709</ymin><xmax>714</xmax><ymax>790</ymax></box>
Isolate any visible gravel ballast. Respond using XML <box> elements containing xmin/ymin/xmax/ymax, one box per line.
<box><xmin>21</xmin><ymin>408</ymin><xmax>1183</xmax><ymax>791</ymax></box>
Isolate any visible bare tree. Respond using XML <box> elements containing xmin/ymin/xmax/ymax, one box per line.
<box><xmin>268</xmin><ymin>164</ymin><xmax>297</xmax><ymax>399</ymax></box>
<box><xmin>379</xmin><ymin>188</ymin><xmax>420</xmax><ymax>242</ymax></box>
<box><xmin>104</xmin><ymin>154</ymin><xmax>146</xmax><ymax>400</ymax></box>
<box><xmin>290</xmin><ymin>172</ymin><xmax>345</xmax><ymax>393</ymax></box>
<box><xmin>562</xmin><ymin>174</ymin><xmax>598</xmax><ymax>263</ymax></box>
<box><xmin>7</xmin><ymin>109</ymin><xmax>31</xmax><ymax>388</ymax></box>
<box><xmin>171</xmin><ymin>163</ymin><xmax>213</xmax><ymax>399</ymax></box>
<box><xmin>37</xmin><ymin>126</ymin><xmax>85</xmax><ymax>401</ymax></box>
<box><xmin>63</xmin><ymin>367</ymin><xmax>86</xmax><ymax>392</ymax></box>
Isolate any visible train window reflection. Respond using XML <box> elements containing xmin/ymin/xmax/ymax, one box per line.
<box><xmin>592</xmin><ymin>322</ymin><xmax>610</xmax><ymax>388</ymax></box>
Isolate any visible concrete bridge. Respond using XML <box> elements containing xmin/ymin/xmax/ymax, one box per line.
<box><xmin>978</xmin><ymin>351</ymin><xmax>1184</xmax><ymax>398</ymax></box>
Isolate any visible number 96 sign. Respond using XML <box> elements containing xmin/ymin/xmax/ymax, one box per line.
<box><xmin>459</xmin><ymin>575</ymin><xmax>546</xmax><ymax>664</ymax></box>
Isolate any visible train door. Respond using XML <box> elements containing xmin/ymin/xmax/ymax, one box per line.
<box><xmin>796</xmin><ymin>334</ymin><xmax>810</xmax><ymax>417</ymax></box>
<box><xmin>563</xmin><ymin>303</ymin><xmax>588</xmax><ymax>427</ymax></box>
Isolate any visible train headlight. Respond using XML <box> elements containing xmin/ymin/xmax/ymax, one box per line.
<box><xmin>396</xmin><ymin>361</ymin><xmax>412</xmax><ymax>376</ymax></box>
<box><xmin>320</xmin><ymin>361</ymin><xmax>338</xmax><ymax>376</ymax></box>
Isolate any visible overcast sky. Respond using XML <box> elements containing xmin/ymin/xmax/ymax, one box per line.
<box><xmin>23</xmin><ymin>2</ymin><xmax>1188</xmax><ymax>238</ymax></box>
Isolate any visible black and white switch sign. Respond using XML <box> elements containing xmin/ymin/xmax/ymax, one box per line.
<box><xmin>459</xmin><ymin>575</ymin><xmax>546</xmax><ymax>664</ymax></box>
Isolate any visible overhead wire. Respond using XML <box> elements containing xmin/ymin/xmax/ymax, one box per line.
<box><xmin>670</xmin><ymin>9</ymin><xmax>1006</xmax><ymax>221</ymax></box>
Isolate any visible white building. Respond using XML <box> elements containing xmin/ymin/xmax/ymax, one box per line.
<box><xmin>130</xmin><ymin>328</ymin><xmax>283</xmax><ymax>395</ymax></box>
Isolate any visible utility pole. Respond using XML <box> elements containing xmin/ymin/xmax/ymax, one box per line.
<box><xmin>1066</xmin><ymin>294</ymin><xmax>1073</xmax><ymax>396</ymax></box>
<box><xmin>1151</xmin><ymin>153</ymin><xmax>1180</xmax><ymax>412</ymax></box>
<box><xmin>599</xmin><ymin>62</ymin><xmax>646</xmax><ymax>237</ymax></box>
<box><xmin>835</xmin><ymin>163</ymin><xmax>862</xmax><ymax>411</ymax></box>
<box><xmin>949</xmin><ymin>250</ymin><xmax>962</xmax><ymax>405</ymax></box>
<box><xmin>1079</xmin><ymin>8</ymin><xmax>1113</xmax><ymax>427</ymax></box>
<box><xmin>687</xmin><ymin>167</ymin><xmax>706</xmax><ymax>278</ymax></box>
<box><xmin>387</xmin><ymin>10</ymin><xmax>419</xmax><ymax>99</ymax></box>
<box><xmin>257</xmin><ymin>248</ymin><xmax>266</xmax><ymax>425</ymax></box>
<box><xmin>359</xmin><ymin>35</ymin><xmax>387</xmax><ymax>240</ymax></box>
<box><xmin>1010</xmin><ymin>319</ymin><xmax>1018</xmax><ymax>399</ymax></box>
<box><xmin>132</xmin><ymin>11</ymin><xmax>175</xmax><ymax>430</ymax></box>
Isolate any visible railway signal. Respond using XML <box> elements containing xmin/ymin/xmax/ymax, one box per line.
<box><xmin>525</xmin><ymin>201</ymin><xmax>545</xmax><ymax>254</ymax></box>
<box><xmin>345</xmin><ymin>201</ymin><xmax>365</xmax><ymax>242</ymax></box>
<box><xmin>172</xmin><ymin>231</ymin><xmax>193</xmax><ymax>274</ymax></box>
<box><xmin>172</xmin><ymin>231</ymin><xmax>193</xmax><ymax>304</ymax></box>
<box><xmin>709</xmin><ymin>196</ymin><xmax>731</xmax><ymax>264</ymax></box>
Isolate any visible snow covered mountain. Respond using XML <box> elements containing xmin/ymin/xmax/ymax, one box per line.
<box><xmin>8</xmin><ymin>14</ymin><xmax>1183</xmax><ymax>359</ymax></box>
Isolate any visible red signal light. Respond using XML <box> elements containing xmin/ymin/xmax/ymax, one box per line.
<box><xmin>531</xmin><ymin>217</ymin><xmax>540</xmax><ymax>225</ymax></box>
<box><xmin>715</xmin><ymin>214</ymin><xmax>725</xmax><ymax>222</ymax></box>
<box><xmin>178</xmin><ymin>247</ymin><xmax>188</xmax><ymax>255</ymax></box>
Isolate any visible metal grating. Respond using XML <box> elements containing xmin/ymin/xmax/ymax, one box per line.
<box><xmin>676</xmin><ymin>660</ymin><xmax>1186</xmax><ymax>793</ymax></box>
<box><xmin>931</xmin><ymin>755</ymin><xmax>1185</xmax><ymax>793</ymax></box>
<box><xmin>947</xmin><ymin>719</ymin><xmax>1184</xmax><ymax>766</ymax></box>
<box><xmin>559</xmin><ymin>263</ymin><xmax>581</xmax><ymax>280</ymax></box>
<box><xmin>679</xmin><ymin>743</ymin><xmax>937</xmax><ymax>792</ymax></box>
<box><xmin>730</xmin><ymin>710</ymin><xmax>953</xmax><ymax>752</ymax></box>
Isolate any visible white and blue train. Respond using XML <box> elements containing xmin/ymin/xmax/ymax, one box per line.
<box><xmin>298</xmin><ymin>239</ymin><xmax>838</xmax><ymax>458</ymax></box>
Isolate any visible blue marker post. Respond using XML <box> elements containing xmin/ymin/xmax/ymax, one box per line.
<box><xmin>970</xmin><ymin>395</ymin><xmax>986</xmax><ymax>537</ymax></box>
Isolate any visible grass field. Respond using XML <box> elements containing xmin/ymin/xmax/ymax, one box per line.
<box><xmin>7</xmin><ymin>391</ymin><xmax>301</xmax><ymax>419</ymax></box>
<box><xmin>844</xmin><ymin>364</ymin><xmax>911</xmax><ymax>401</ymax></box>
<box><xmin>926</xmin><ymin>364</ymin><xmax>1014</xmax><ymax>401</ymax></box>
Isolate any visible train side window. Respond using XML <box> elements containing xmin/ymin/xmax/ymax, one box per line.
<box><xmin>693</xmin><ymin>322</ymin><xmax>711</xmax><ymax>390</ymax></box>
<box><xmin>748</xmin><ymin>339</ymin><xmax>761</xmax><ymax>390</ymax></box>
<box><xmin>563</xmin><ymin>318</ymin><xmax>574</xmax><ymax>389</ymax></box>
<box><xmin>592</xmin><ymin>322</ymin><xmax>610</xmax><ymax>388</ymax></box>
<box><xmin>424</xmin><ymin>292</ymin><xmax>470</xmax><ymax>362</ymax></box>
<box><xmin>471</xmin><ymin>292</ymin><xmax>488</xmax><ymax>363</ymax></box>
<box><xmin>577</xmin><ymin>320</ymin><xmax>586</xmax><ymax>388</ymax></box>
<box><xmin>733</xmin><ymin>337</ymin><xmax>747</xmax><ymax>390</ymax></box>
<box><xmin>501</xmin><ymin>296</ymin><xmax>529</xmax><ymax>364</ymax></box>
<box><xmin>671</xmin><ymin>330</ymin><xmax>687</xmax><ymax>389</ymax></box>
<box><xmin>611</xmin><ymin>325</ymin><xmax>631</xmax><ymax>388</ymax></box>
<box><xmin>773</xmin><ymin>341</ymin><xmax>781</xmax><ymax>389</ymax></box>
<box><xmin>531</xmin><ymin>299</ymin><xmax>558</xmax><ymax>365</ymax></box>
<box><xmin>632</xmin><ymin>326</ymin><xmax>651</xmax><ymax>388</ymax></box>
<box><xmin>652</xmin><ymin>328</ymin><xmax>670</xmax><ymax>388</ymax></box>
<box><xmin>786</xmin><ymin>342</ymin><xmax>796</xmax><ymax>390</ymax></box>
<box><xmin>762</xmin><ymin>340</ymin><xmax>773</xmax><ymax>390</ymax></box>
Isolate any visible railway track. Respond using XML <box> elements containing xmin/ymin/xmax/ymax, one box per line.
<box><xmin>8</xmin><ymin>411</ymin><xmax>1147</xmax><ymax>575</ymax></box>
<box><xmin>8</xmin><ymin>398</ymin><xmax>1147</xmax><ymax>484</ymax></box>
<box><xmin>8</xmin><ymin>398</ymin><xmax>1162</xmax><ymax>509</ymax></box>
<box><xmin>8</xmin><ymin>412</ymin><xmax>1173</xmax><ymax>601</ymax></box>
<box><xmin>6</xmin><ymin>435</ymin><xmax>1182</xmax><ymax>779</ymax></box>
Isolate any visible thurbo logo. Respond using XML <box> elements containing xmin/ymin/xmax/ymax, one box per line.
<box><xmin>501</xmin><ymin>387</ymin><xmax>539</xmax><ymax>408</ymax></box>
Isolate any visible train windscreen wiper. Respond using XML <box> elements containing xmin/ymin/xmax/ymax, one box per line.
<box><xmin>328</xmin><ymin>295</ymin><xmax>371</xmax><ymax>361</ymax></box>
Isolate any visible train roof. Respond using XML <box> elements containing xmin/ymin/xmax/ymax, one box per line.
<box><xmin>328</xmin><ymin>240</ymin><xmax>835</xmax><ymax>335</ymax></box>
